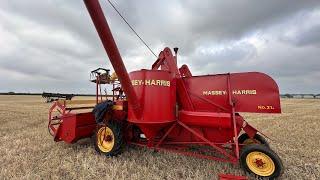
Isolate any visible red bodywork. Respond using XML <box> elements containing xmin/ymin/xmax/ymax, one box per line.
<box><xmin>48</xmin><ymin>101</ymin><xmax>96</xmax><ymax>143</ymax></box>
<box><xmin>184</xmin><ymin>72</ymin><xmax>281</xmax><ymax>113</ymax></box>
<box><xmin>55</xmin><ymin>112</ymin><xmax>95</xmax><ymax>143</ymax></box>
<box><xmin>48</xmin><ymin>0</ymin><xmax>281</xmax><ymax>165</ymax></box>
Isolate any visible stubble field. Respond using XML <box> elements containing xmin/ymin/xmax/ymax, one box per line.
<box><xmin>0</xmin><ymin>95</ymin><xmax>319</xmax><ymax>179</ymax></box>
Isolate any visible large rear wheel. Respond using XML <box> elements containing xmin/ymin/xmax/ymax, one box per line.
<box><xmin>240</xmin><ymin>144</ymin><xmax>283</xmax><ymax>179</ymax></box>
<box><xmin>94</xmin><ymin>120</ymin><xmax>124</xmax><ymax>156</ymax></box>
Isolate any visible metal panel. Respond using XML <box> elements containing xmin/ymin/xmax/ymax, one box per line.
<box><xmin>127</xmin><ymin>69</ymin><xmax>176</xmax><ymax>140</ymax></box>
<box><xmin>183</xmin><ymin>72</ymin><xmax>281</xmax><ymax>113</ymax></box>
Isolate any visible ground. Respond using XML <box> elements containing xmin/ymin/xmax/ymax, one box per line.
<box><xmin>0</xmin><ymin>95</ymin><xmax>319</xmax><ymax>180</ymax></box>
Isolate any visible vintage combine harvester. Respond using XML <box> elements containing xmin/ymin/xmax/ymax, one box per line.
<box><xmin>48</xmin><ymin>0</ymin><xmax>283</xmax><ymax>178</ymax></box>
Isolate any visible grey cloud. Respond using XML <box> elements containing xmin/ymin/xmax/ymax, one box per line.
<box><xmin>284</xmin><ymin>24</ymin><xmax>320</xmax><ymax>47</ymax></box>
<box><xmin>123</xmin><ymin>0</ymin><xmax>320</xmax><ymax>53</ymax></box>
<box><xmin>0</xmin><ymin>0</ymin><xmax>320</xmax><ymax>94</ymax></box>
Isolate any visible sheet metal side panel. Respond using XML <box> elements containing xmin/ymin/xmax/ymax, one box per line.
<box><xmin>183</xmin><ymin>72</ymin><xmax>281</xmax><ymax>113</ymax></box>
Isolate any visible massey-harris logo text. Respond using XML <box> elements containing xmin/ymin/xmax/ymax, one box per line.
<box><xmin>131</xmin><ymin>79</ymin><xmax>170</xmax><ymax>87</ymax></box>
<box><xmin>202</xmin><ymin>89</ymin><xmax>257</xmax><ymax>96</ymax></box>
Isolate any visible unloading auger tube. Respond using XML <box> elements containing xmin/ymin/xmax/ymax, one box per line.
<box><xmin>84</xmin><ymin>0</ymin><xmax>141</xmax><ymax>118</ymax></box>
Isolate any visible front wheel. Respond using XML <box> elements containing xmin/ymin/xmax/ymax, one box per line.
<box><xmin>93</xmin><ymin>120</ymin><xmax>124</xmax><ymax>156</ymax></box>
<box><xmin>240</xmin><ymin>144</ymin><xmax>283</xmax><ymax>179</ymax></box>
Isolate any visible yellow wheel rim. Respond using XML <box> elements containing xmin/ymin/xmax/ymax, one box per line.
<box><xmin>97</xmin><ymin>126</ymin><xmax>115</xmax><ymax>153</ymax></box>
<box><xmin>246</xmin><ymin>151</ymin><xmax>275</xmax><ymax>176</ymax></box>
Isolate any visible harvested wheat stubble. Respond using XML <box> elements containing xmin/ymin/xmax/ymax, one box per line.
<box><xmin>0</xmin><ymin>95</ymin><xmax>319</xmax><ymax>180</ymax></box>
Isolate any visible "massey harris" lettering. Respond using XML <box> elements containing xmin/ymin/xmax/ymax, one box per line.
<box><xmin>131</xmin><ymin>79</ymin><xmax>170</xmax><ymax>87</ymax></box>
<box><xmin>203</xmin><ymin>89</ymin><xmax>257</xmax><ymax>95</ymax></box>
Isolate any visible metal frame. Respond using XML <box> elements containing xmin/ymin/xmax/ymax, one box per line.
<box><xmin>125</xmin><ymin>73</ymin><xmax>242</xmax><ymax>164</ymax></box>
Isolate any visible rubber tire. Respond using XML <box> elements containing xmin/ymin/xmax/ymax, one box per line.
<box><xmin>93</xmin><ymin>120</ymin><xmax>124</xmax><ymax>156</ymax></box>
<box><xmin>238</xmin><ymin>133</ymin><xmax>269</xmax><ymax>147</ymax></box>
<box><xmin>240</xmin><ymin>144</ymin><xmax>283</xmax><ymax>179</ymax></box>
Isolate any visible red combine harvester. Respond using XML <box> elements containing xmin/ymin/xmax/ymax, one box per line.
<box><xmin>48</xmin><ymin>0</ymin><xmax>283</xmax><ymax>178</ymax></box>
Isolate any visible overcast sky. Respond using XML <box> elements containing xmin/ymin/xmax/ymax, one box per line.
<box><xmin>0</xmin><ymin>0</ymin><xmax>319</xmax><ymax>94</ymax></box>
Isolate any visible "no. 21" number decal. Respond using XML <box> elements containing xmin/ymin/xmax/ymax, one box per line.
<box><xmin>257</xmin><ymin>105</ymin><xmax>275</xmax><ymax>110</ymax></box>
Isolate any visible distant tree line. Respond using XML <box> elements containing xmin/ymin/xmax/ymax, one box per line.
<box><xmin>0</xmin><ymin>92</ymin><xmax>96</xmax><ymax>96</ymax></box>
<box><xmin>280</xmin><ymin>94</ymin><xmax>320</xmax><ymax>99</ymax></box>
<box><xmin>1</xmin><ymin>92</ymin><xmax>319</xmax><ymax>99</ymax></box>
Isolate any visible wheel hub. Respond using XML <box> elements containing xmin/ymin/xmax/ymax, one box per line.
<box><xmin>255</xmin><ymin>158</ymin><xmax>265</xmax><ymax>167</ymax></box>
<box><xmin>246</xmin><ymin>151</ymin><xmax>275</xmax><ymax>176</ymax></box>
<box><xmin>104</xmin><ymin>135</ymin><xmax>113</xmax><ymax>142</ymax></box>
<box><xmin>97</xmin><ymin>126</ymin><xmax>115</xmax><ymax>153</ymax></box>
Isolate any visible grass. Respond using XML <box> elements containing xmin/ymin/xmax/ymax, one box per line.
<box><xmin>0</xmin><ymin>95</ymin><xmax>319</xmax><ymax>179</ymax></box>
